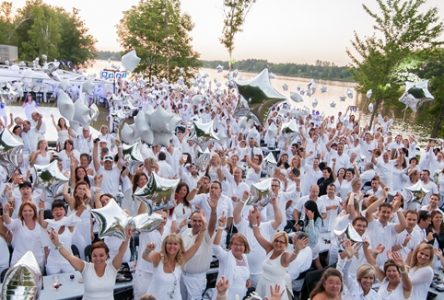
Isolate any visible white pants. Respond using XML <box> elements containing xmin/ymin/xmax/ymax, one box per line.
<box><xmin>133</xmin><ymin>269</ymin><xmax>153</xmax><ymax>300</ymax></box>
<box><xmin>180</xmin><ymin>271</ymin><xmax>207</xmax><ymax>300</ymax></box>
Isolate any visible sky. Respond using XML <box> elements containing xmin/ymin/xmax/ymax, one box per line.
<box><xmin>11</xmin><ymin>0</ymin><xmax>444</xmax><ymax>66</ymax></box>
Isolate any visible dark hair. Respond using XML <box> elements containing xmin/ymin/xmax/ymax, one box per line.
<box><xmin>310</xmin><ymin>268</ymin><xmax>343</xmax><ymax>298</ymax></box>
<box><xmin>352</xmin><ymin>216</ymin><xmax>368</xmax><ymax>226</ymax></box>
<box><xmin>75</xmin><ymin>166</ymin><xmax>91</xmax><ymax>186</ymax></box>
<box><xmin>132</xmin><ymin>172</ymin><xmax>149</xmax><ymax>193</ymax></box>
<box><xmin>418</xmin><ymin>210</ymin><xmax>431</xmax><ymax>223</ymax></box>
<box><xmin>19</xmin><ymin>181</ymin><xmax>33</xmax><ymax>190</ymax></box>
<box><xmin>80</xmin><ymin>153</ymin><xmax>92</xmax><ymax>164</ymax></box>
<box><xmin>383</xmin><ymin>259</ymin><xmax>400</xmax><ymax>274</ymax></box>
<box><xmin>158</xmin><ymin>151</ymin><xmax>166</xmax><ymax>161</ymax></box>
<box><xmin>304</xmin><ymin>200</ymin><xmax>321</xmax><ymax>226</ymax></box>
<box><xmin>51</xmin><ymin>199</ymin><xmax>66</xmax><ymax>210</ymax></box>
<box><xmin>175</xmin><ymin>182</ymin><xmax>190</xmax><ymax>207</ymax></box>
<box><xmin>91</xmin><ymin>241</ymin><xmax>110</xmax><ymax>258</ymax></box>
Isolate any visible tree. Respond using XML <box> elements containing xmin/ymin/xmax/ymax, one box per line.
<box><xmin>220</xmin><ymin>0</ymin><xmax>255</xmax><ymax>70</ymax></box>
<box><xmin>415</xmin><ymin>49</ymin><xmax>444</xmax><ymax>137</ymax></box>
<box><xmin>117</xmin><ymin>0</ymin><xmax>200</xmax><ymax>82</ymax></box>
<box><xmin>347</xmin><ymin>0</ymin><xmax>443</xmax><ymax>128</ymax></box>
<box><xmin>0</xmin><ymin>0</ymin><xmax>96</xmax><ymax>66</ymax></box>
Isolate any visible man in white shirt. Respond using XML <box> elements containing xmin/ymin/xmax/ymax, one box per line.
<box><xmin>157</xmin><ymin>151</ymin><xmax>175</xmax><ymax>178</ymax></box>
<box><xmin>180</xmin><ymin>203</ymin><xmax>217</xmax><ymax>300</ymax></box>
<box><xmin>189</xmin><ymin>181</ymin><xmax>234</xmax><ymax>226</ymax></box>
<box><xmin>93</xmin><ymin>139</ymin><xmax>122</xmax><ymax>195</ymax></box>
<box><xmin>420</xmin><ymin>169</ymin><xmax>439</xmax><ymax>205</ymax></box>
<box><xmin>74</xmin><ymin>127</ymin><xmax>93</xmax><ymax>155</ymax></box>
<box><xmin>293</xmin><ymin>184</ymin><xmax>326</xmax><ymax>223</ymax></box>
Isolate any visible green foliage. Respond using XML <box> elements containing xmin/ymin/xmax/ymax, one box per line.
<box><xmin>347</xmin><ymin>0</ymin><xmax>443</xmax><ymax>127</ymax></box>
<box><xmin>414</xmin><ymin>48</ymin><xmax>444</xmax><ymax>137</ymax></box>
<box><xmin>220</xmin><ymin>0</ymin><xmax>255</xmax><ymax>65</ymax></box>
<box><xmin>117</xmin><ymin>0</ymin><xmax>200</xmax><ymax>82</ymax></box>
<box><xmin>0</xmin><ymin>0</ymin><xmax>96</xmax><ymax>66</ymax></box>
<box><xmin>201</xmin><ymin>59</ymin><xmax>353</xmax><ymax>82</ymax></box>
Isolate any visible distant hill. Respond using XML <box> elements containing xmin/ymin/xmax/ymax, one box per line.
<box><xmin>201</xmin><ymin>59</ymin><xmax>354</xmax><ymax>82</ymax></box>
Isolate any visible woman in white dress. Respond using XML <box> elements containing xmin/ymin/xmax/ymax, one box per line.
<box><xmin>29</xmin><ymin>139</ymin><xmax>52</xmax><ymax>166</ymax></box>
<box><xmin>407</xmin><ymin>243</ymin><xmax>434</xmax><ymax>300</ymax></box>
<box><xmin>58</xmin><ymin>140</ymin><xmax>80</xmax><ymax>172</ymax></box>
<box><xmin>49</xmin><ymin>228</ymin><xmax>131</xmax><ymax>300</ymax></box>
<box><xmin>173</xmin><ymin>182</ymin><xmax>192</xmax><ymax>231</ymax></box>
<box><xmin>340</xmin><ymin>240</ymin><xmax>379</xmax><ymax>300</ymax></box>
<box><xmin>38</xmin><ymin>199</ymin><xmax>78</xmax><ymax>275</ymax></box>
<box><xmin>64</xmin><ymin>181</ymin><xmax>92</xmax><ymax>259</ymax></box>
<box><xmin>365</xmin><ymin>249</ymin><xmax>412</xmax><ymax>300</ymax></box>
<box><xmin>23</xmin><ymin>94</ymin><xmax>37</xmax><ymax>121</ymax></box>
<box><xmin>3</xmin><ymin>201</ymin><xmax>46</xmax><ymax>270</ymax></box>
<box><xmin>213</xmin><ymin>215</ymin><xmax>250</xmax><ymax>299</ymax></box>
<box><xmin>250</xmin><ymin>216</ymin><xmax>308</xmax><ymax>300</ymax></box>
<box><xmin>51</xmin><ymin>114</ymin><xmax>70</xmax><ymax>151</ymax></box>
<box><xmin>310</xmin><ymin>268</ymin><xmax>343</xmax><ymax>300</ymax></box>
<box><xmin>245</xmin><ymin>154</ymin><xmax>262</xmax><ymax>185</ymax></box>
<box><xmin>142</xmin><ymin>230</ymin><xmax>206</xmax><ymax>300</ymax></box>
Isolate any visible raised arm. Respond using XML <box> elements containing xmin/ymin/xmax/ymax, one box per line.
<box><xmin>183</xmin><ymin>218</ymin><xmax>206</xmax><ymax>263</ymax></box>
<box><xmin>112</xmin><ymin>227</ymin><xmax>132</xmax><ymax>269</ymax></box>
<box><xmin>233</xmin><ymin>191</ymin><xmax>249</xmax><ymax>225</ymax></box>
<box><xmin>249</xmin><ymin>208</ymin><xmax>273</xmax><ymax>253</ymax></box>
<box><xmin>281</xmin><ymin>235</ymin><xmax>309</xmax><ymax>267</ymax></box>
<box><xmin>92</xmin><ymin>138</ymin><xmax>100</xmax><ymax>172</ymax></box>
<box><xmin>49</xmin><ymin>230</ymin><xmax>85</xmax><ymax>272</ymax></box>
<box><xmin>38</xmin><ymin>200</ymin><xmax>49</xmax><ymax>229</ymax></box>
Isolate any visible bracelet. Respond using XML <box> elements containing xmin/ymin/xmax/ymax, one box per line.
<box><xmin>399</xmin><ymin>269</ymin><xmax>407</xmax><ymax>274</ymax></box>
<box><xmin>251</xmin><ymin>224</ymin><xmax>258</xmax><ymax>228</ymax></box>
<box><xmin>55</xmin><ymin>243</ymin><xmax>63</xmax><ymax>250</ymax></box>
<box><xmin>217</xmin><ymin>226</ymin><xmax>225</xmax><ymax>230</ymax></box>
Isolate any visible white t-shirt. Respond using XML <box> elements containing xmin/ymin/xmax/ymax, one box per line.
<box><xmin>98</xmin><ymin>166</ymin><xmax>121</xmax><ymax>195</ymax></box>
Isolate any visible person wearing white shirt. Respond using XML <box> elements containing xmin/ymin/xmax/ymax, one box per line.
<box><xmin>341</xmin><ymin>261</ymin><xmax>380</xmax><ymax>300</ymax></box>
<box><xmin>293</xmin><ymin>185</ymin><xmax>326</xmax><ymax>223</ymax></box>
<box><xmin>319</xmin><ymin>184</ymin><xmax>342</xmax><ymax>232</ymax></box>
<box><xmin>233</xmin><ymin>193</ymin><xmax>282</xmax><ymax>287</ymax></box>
<box><xmin>365</xmin><ymin>195</ymin><xmax>407</xmax><ymax>266</ymax></box>
<box><xmin>74</xmin><ymin>127</ymin><xmax>93</xmax><ymax>155</ymax></box>
<box><xmin>419</xmin><ymin>170</ymin><xmax>439</xmax><ymax>205</ymax></box>
<box><xmin>157</xmin><ymin>151</ymin><xmax>175</xmax><ymax>178</ymax></box>
<box><xmin>180</xmin><ymin>209</ymin><xmax>217</xmax><ymax>300</ymax></box>
<box><xmin>287</xmin><ymin>232</ymin><xmax>313</xmax><ymax>293</ymax></box>
<box><xmin>227</xmin><ymin>167</ymin><xmax>249</xmax><ymax>202</ymax></box>
<box><xmin>188</xmin><ymin>181</ymin><xmax>234</xmax><ymax>226</ymax></box>
<box><xmin>134</xmin><ymin>212</ymin><xmax>169</xmax><ymax>300</ymax></box>
<box><xmin>394</xmin><ymin>210</ymin><xmax>423</xmax><ymax>261</ymax></box>
<box><xmin>93</xmin><ymin>140</ymin><xmax>122</xmax><ymax>195</ymax></box>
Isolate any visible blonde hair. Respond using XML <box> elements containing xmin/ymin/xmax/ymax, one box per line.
<box><xmin>357</xmin><ymin>264</ymin><xmax>376</xmax><ymax>281</ymax></box>
<box><xmin>161</xmin><ymin>233</ymin><xmax>185</xmax><ymax>265</ymax></box>
<box><xmin>229</xmin><ymin>233</ymin><xmax>251</xmax><ymax>254</ymax></box>
<box><xmin>410</xmin><ymin>243</ymin><xmax>433</xmax><ymax>268</ymax></box>
<box><xmin>271</xmin><ymin>231</ymin><xmax>289</xmax><ymax>246</ymax></box>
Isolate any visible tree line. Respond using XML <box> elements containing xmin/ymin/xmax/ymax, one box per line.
<box><xmin>0</xmin><ymin>0</ymin><xmax>96</xmax><ymax>66</ymax></box>
<box><xmin>201</xmin><ymin>59</ymin><xmax>354</xmax><ymax>82</ymax></box>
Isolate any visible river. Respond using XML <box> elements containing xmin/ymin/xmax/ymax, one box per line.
<box><xmin>87</xmin><ymin>60</ymin><xmax>430</xmax><ymax>143</ymax></box>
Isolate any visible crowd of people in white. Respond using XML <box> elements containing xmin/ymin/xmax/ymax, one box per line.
<box><xmin>1</xmin><ymin>78</ymin><xmax>444</xmax><ymax>300</ymax></box>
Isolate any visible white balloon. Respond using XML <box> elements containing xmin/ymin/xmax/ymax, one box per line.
<box><xmin>368</xmin><ymin>103</ymin><xmax>374</xmax><ymax>112</ymax></box>
<box><xmin>57</xmin><ymin>91</ymin><xmax>75</xmax><ymax>121</ymax></box>
<box><xmin>82</xmin><ymin>81</ymin><xmax>95</xmax><ymax>94</ymax></box>
<box><xmin>121</xmin><ymin>50</ymin><xmax>141</xmax><ymax>72</ymax></box>
<box><xmin>73</xmin><ymin>94</ymin><xmax>91</xmax><ymax>127</ymax></box>
<box><xmin>89</xmin><ymin>103</ymin><xmax>99</xmax><ymax>121</ymax></box>
<box><xmin>120</xmin><ymin>123</ymin><xmax>139</xmax><ymax>144</ymax></box>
